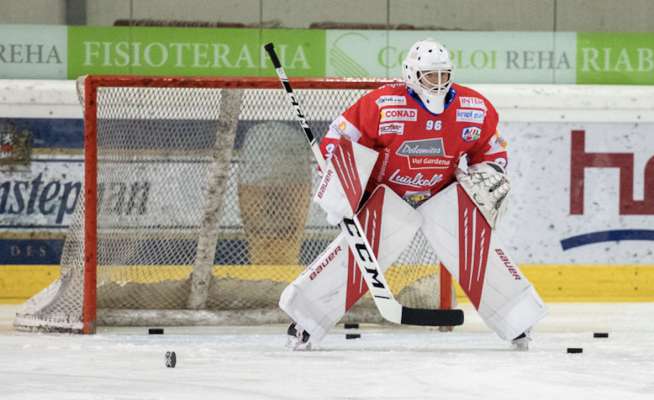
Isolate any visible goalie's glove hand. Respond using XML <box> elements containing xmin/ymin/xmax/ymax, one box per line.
<box><xmin>455</xmin><ymin>162</ymin><xmax>510</xmax><ymax>228</ymax></box>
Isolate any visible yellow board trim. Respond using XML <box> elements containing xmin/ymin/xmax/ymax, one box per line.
<box><xmin>2</xmin><ymin>264</ymin><xmax>654</xmax><ymax>303</ymax></box>
<box><xmin>514</xmin><ymin>264</ymin><xmax>654</xmax><ymax>302</ymax></box>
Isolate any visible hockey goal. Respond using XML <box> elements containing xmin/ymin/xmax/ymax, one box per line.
<box><xmin>14</xmin><ymin>75</ymin><xmax>454</xmax><ymax>333</ymax></box>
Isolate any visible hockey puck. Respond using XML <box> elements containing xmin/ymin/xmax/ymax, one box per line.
<box><xmin>344</xmin><ymin>323</ymin><xmax>359</xmax><ymax>329</ymax></box>
<box><xmin>345</xmin><ymin>333</ymin><xmax>361</xmax><ymax>340</ymax></box>
<box><xmin>148</xmin><ymin>328</ymin><xmax>164</xmax><ymax>335</ymax></box>
<box><xmin>165</xmin><ymin>351</ymin><xmax>176</xmax><ymax>368</ymax></box>
<box><xmin>566</xmin><ymin>347</ymin><xmax>583</xmax><ymax>354</ymax></box>
<box><xmin>593</xmin><ymin>332</ymin><xmax>609</xmax><ymax>338</ymax></box>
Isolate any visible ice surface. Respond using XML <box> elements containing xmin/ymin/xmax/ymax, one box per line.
<box><xmin>1</xmin><ymin>303</ymin><xmax>653</xmax><ymax>400</ymax></box>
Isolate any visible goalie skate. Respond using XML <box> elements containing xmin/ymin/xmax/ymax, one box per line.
<box><xmin>511</xmin><ymin>330</ymin><xmax>532</xmax><ymax>351</ymax></box>
<box><xmin>286</xmin><ymin>322</ymin><xmax>312</xmax><ymax>351</ymax></box>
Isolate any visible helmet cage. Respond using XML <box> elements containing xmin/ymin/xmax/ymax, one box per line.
<box><xmin>416</xmin><ymin>69</ymin><xmax>452</xmax><ymax>97</ymax></box>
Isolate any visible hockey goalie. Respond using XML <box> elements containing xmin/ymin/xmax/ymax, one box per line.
<box><xmin>279</xmin><ymin>39</ymin><xmax>547</xmax><ymax>350</ymax></box>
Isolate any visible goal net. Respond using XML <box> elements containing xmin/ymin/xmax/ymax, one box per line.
<box><xmin>14</xmin><ymin>76</ymin><xmax>453</xmax><ymax>333</ymax></box>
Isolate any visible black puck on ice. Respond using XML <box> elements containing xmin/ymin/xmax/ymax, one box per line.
<box><xmin>345</xmin><ymin>333</ymin><xmax>361</xmax><ymax>340</ymax></box>
<box><xmin>165</xmin><ymin>351</ymin><xmax>177</xmax><ymax>368</ymax></box>
<box><xmin>149</xmin><ymin>328</ymin><xmax>164</xmax><ymax>335</ymax></box>
<box><xmin>344</xmin><ymin>323</ymin><xmax>359</xmax><ymax>329</ymax></box>
<box><xmin>566</xmin><ymin>347</ymin><xmax>583</xmax><ymax>354</ymax></box>
<box><xmin>593</xmin><ymin>332</ymin><xmax>609</xmax><ymax>338</ymax></box>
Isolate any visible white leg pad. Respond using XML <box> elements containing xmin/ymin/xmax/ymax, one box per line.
<box><xmin>418</xmin><ymin>183</ymin><xmax>547</xmax><ymax>341</ymax></box>
<box><xmin>279</xmin><ymin>233</ymin><xmax>349</xmax><ymax>344</ymax></box>
<box><xmin>279</xmin><ymin>185</ymin><xmax>422</xmax><ymax>345</ymax></box>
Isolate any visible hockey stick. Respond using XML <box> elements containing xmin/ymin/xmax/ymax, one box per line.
<box><xmin>264</xmin><ymin>43</ymin><xmax>463</xmax><ymax>327</ymax></box>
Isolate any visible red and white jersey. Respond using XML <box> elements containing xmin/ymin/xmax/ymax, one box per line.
<box><xmin>320</xmin><ymin>83</ymin><xmax>508</xmax><ymax>206</ymax></box>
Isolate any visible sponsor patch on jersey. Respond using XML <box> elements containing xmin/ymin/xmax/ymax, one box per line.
<box><xmin>326</xmin><ymin>115</ymin><xmax>362</xmax><ymax>142</ymax></box>
<box><xmin>380</xmin><ymin>108</ymin><xmax>418</xmax><ymax>122</ymax></box>
<box><xmin>389</xmin><ymin>169</ymin><xmax>443</xmax><ymax>188</ymax></box>
<box><xmin>406</xmin><ymin>157</ymin><xmax>452</xmax><ymax>170</ymax></box>
<box><xmin>459</xmin><ymin>96</ymin><xmax>487</xmax><ymax>110</ymax></box>
<box><xmin>486</xmin><ymin>131</ymin><xmax>508</xmax><ymax>154</ymax></box>
<box><xmin>375</xmin><ymin>95</ymin><xmax>407</xmax><ymax>107</ymax></box>
<box><xmin>494</xmin><ymin>131</ymin><xmax>508</xmax><ymax>148</ymax></box>
<box><xmin>378</xmin><ymin>122</ymin><xmax>405</xmax><ymax>136</ymax></box>
<box><xmin>396</xmin><ymin>138</ymin><xmax>446</xmax><ymax>157</ymax></box>
<box><xmin>461</xmin><ymin>126</ymin><xmax>482</xmax><ymax>142</ymax></box>
<box><xmin>456</xmin><ymin>109</ymin><xmax>485</xmax><ymax>124</ymax></box>
<box><xmin>396</xmin><ymin>138</ymin><xmax>453</xmax><ymax>170</ymax></box>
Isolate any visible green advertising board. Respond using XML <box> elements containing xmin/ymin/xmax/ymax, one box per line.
<box><xmin>577</xmin><ymin>33</ymin><xmax>654</xmax><ymax>84</ymax></box>
<box><xmin>67</xmin><ymin>26</ymin><xmax>326</xmax><ymax>78</ymax></box>
<box><xmin>0</xmin><ymin>24</ymin><xmax>652</xmax><ymax>84</ymax></box>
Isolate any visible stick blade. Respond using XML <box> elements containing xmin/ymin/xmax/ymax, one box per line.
<box><xmin>400</xmin><ymin>307</ymin><xmax>464</xmax><ymax>326</ymax></box>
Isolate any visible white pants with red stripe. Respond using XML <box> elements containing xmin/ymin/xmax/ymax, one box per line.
<box><xmin>279</xmin><ymin>183</ymin><xmax>546</xmax><ymax>345</ymax></box>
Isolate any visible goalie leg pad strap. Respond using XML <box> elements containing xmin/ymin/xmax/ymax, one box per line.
<box><xmin>418</xmin><ymin>183</ymin><xmax>547</xmax><ymax>341</ymax></box>
<box><xmin>279</xmin><ymin>185</ymin><xmax>422</xmax><ymax>345</ymax></box>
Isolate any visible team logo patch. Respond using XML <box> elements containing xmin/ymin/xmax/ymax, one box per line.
<box><xmin>378</xmin><ymin>123</ymin><xmax>405</xmax><ymax>136</ymax></box>
<box><xmin>456</xmin><ymin>109</ymin><xmax>485</xmax><ymax>124</ymax></box>
<box><xmin>375</xmin><ymin>95</ymin><xmax>407</xmax><ymax>107</ymax></box>
<box><xmin>403</xmin><ymin>190</ymin><xmax>432</xmax><ymax>207</ymax></box>
<box><xmin>459</xmin><ymin>96</ymin><xmax>487</xmax><ymax>110</ymax></box>
<box><xmin>461</xmin><ymin>126</ymin><xmax>482</xmax><ymax>142</ymax></box>
<box><xmin>380</xmin><ymin>108</ymin><xmax>418</xmax><ymax>122</ymax></box>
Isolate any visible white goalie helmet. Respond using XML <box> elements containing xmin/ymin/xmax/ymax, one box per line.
<box><xmin>402</xmin><ymin>39</ymin><xmax>453</xmax><ymax>114</ymax></box>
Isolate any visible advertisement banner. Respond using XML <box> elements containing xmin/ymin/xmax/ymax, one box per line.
<box><xmin>0</xmin><ymin>158</ymin><xmax>82</xmax><ymax>229</ymax></box>
<box><xmin>326</xmin><ymin>31</ymin><xmax>577</xmax><ymax>83</ymax></box>
<box><xmin>0</xmin><ymin>25</ymin><xmax>67</xmax><ymax>79</ymax></box>
<box><xmin>577</xmin><ymin>33</ymin><xmax>654</xmax><ymax>84</ymax></box>
<box><xmin>0</xmin><ymin>24</ymin><xmax>652</xmax><ymax>84</ymax></box>
<box><xmin>67</xmin><ymin>26</ymin><xmax>325</xmax><ymax>78</ymax></box>
<box><xmin>501</xmin><ymin>122</ymin><xmax>654</xmax><ymax>264</ymax></box>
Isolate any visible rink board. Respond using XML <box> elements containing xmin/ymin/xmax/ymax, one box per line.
<box><xmin>2</xmin><ymin>264</ymin><xmax>653</xmax><ymax>304</ymax></box>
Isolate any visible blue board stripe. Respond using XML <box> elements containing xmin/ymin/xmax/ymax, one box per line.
<box><xmin>560</xmin><ymin>229</ymin><xmax>654</xmax><ymax>250</ymax></box>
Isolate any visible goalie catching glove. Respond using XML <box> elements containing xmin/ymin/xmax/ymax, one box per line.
<box><xmin>313</xmin><ymin>137</ymin><xmax>379</xmax><ymax>225</ymax></box>
<box><xmin>455</xmin><ymin>162</ymin><xmax>509</xmax><ymax>229</ymax></box>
